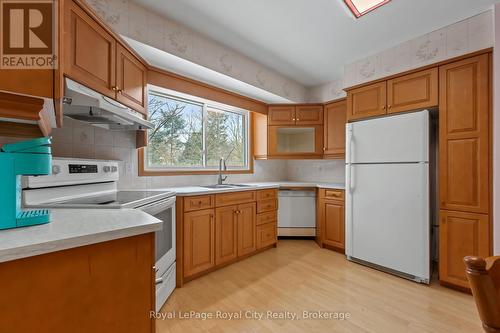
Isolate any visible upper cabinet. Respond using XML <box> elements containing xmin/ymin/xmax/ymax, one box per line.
<box><xmin>323</xmin><ymin>99</ymin><xmax>346</xmax><ymax>159</ymax></box>
<box><xmin>295</xmin><ymin>105</ymin><xmax>323</xmax><ymax>125</ymax></box>
<box><xmin>268</xmin><ymin>105</ymin><xmax>323</xmax><ymax>126</ymax></box>
<box><xmin>387</xmin><ymin>68</ymin><xmax>438</xmax><ymax>114</ymax></box>
<box><xmin>64</xmin><ymin>1</ymin><xmax>116</xmax><ymax>98</ymax></box>
<box><xmin>346</xmin><ymin>68</ymin><xmax>438</xmax><ymax>122</ymax></box>
<box><xmin>64</xmin><ymin>0</ymin><xmax>147</xmax><ymax>114</ymax></box>
<box><xmin>268</xmin><ymin>106</ymin><xmax>296</xmax><ymax>125</ymax></box>
<box><xmin>347</xmin><ymin>81</ymin><xmax>386</xmax><ymax>121</ymax></box>
<box><xmin>116</xmin><ymin>44</ymin><xmax>147</xmax><ymax>114</ymax></box>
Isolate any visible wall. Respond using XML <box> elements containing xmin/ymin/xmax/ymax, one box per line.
<box><xmin>85</xmin><ymin>0</ymin><xmax>307</xmax><ymax>103</ymax></box>
<box><xmin>47</xmin><ymin>117</ymin><xmax>345</xmax><ymax>189</ymax></box>
<box><xmin>286</xmin><ymin>160</ymin><xmax>345</xmax><ymax>184</ymax></box>
<box><xmin>312</xmin><ymin>10</ymin><xmax>494</xmax><ymax>102</ymax></box>
<box><xmin>494</xmin><ymin>4</ymin><xmax>500</xmax><ymax>255</ymax></box>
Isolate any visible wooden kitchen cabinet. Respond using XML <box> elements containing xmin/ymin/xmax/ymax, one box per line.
<box><xmin>257</xmin><ymin>222</ymin><xmax>277</xmax><ymax>249</ymax></box>
<box><xmin>439</xmin><ymin>54</ymin><xmax>490</xmax><ymax>214</ymax></box>
<box><xmin>215</xmin><ymin>206</ymin><xmax>238</xmax><ymax>265</ymax></box>
<box><xmin>439</xmin><ymin>210</ymin><xmax>490</xmax><ymax>289</ymax></box>
<box><xmin>317</xmin><ymin>189</ymin><xmax>345</xmax><ymax>253</ymax></box>
<box><xmin>0</xmin><ymin>234</ymin><xmax>155</xmax><ymax>333</ymax></box>
<box><xmin>323</xmin><ymin>99</ymin><xmax>346</xmax><ymax>159</ymax></box>
<box><xmin>295</xmin><ymin>105</ymin><xmax>323</xmax><ymax>125</ymax></box>
<box><xmin>268</xmin><ymin>106</ymin><xmax>296</xmax><ymax>125</ymax></box>
<box><xmin>183</xmin><ymin>209</ymin><xmax>215</xmax><ymax>278</ymax></box>
<box><xmin>116</xmin><ymin>44</ymin><xmax>147</xmax><ymax>114</ymax></box>
<box><xmin>64</xmin><ymin>0</ymin><xmax>116</xmax><ymax>98</ymax></box>
<box><xmin>347</xmin><ymin>81</ymin><xmax>387</xmax><ymax>121</ymax></box>
<box><xmin>268</xmin><ymin>125</ymin><xmax>324</xmax><ymax>158</ymax></box>
<box><xmin>387</xmin><ymin>68</ymin><xmax>438</xmax><ymax>114</ymax></box>
<box><xmin>237</xmin><ymin>202</ymin><xmax>257</xmax><ymax>256</ymax></box>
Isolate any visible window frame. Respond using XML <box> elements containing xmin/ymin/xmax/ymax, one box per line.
<box><xmin>139</xmin><ymin>86</ymin><xmax>253</xmax><ymax>176</ymax></box>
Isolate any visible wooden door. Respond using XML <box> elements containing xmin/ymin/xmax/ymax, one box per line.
<box><xmin>116</xmin><ymin>44</ymin><xmax>147</xmax><ymax>114</ymax></box>
<box><xmin>268</xmin><ymin>125</ymin><xmax>324</xmax><ymax>158</ymax></box>
<box><xmin>256</xmin><ymin>222</ymin><xmax>277</xmax><ymax>249</ymax></box>
<box><xmin>183</xmin><ymin>209</ymin><xmax>215</xmax><ymax>277</ymax></box>
<box><xmin>346</xmin><ymin>81</ymin><xmax>387</xmax><ymax>121</ymax></box>
<box><xmin>237</xmin><ymin>202</ymin><xmax>256</xmax><ymax>256</ymax></box>
<box><xmin>64</xmin><ymin>1</ymin><xmax>116</xmax><ymax>97</ymax></box>
<box><xmin>215</xmin><ymin>205</ymin><xmax>238</xmax><ymax>265</ymax></box>
<box><xmin>439</xmin><ymin>210</ymin><xmax>490</xmax><ymax>289</ymax></box>
<box><xmin>387</xmin><ymin>68</ymin><xmax>438</xmax><ymax>114</ymax></box>
<box><xmin>439</xmin><ymin>54</ymin><xmax>490</xmax><ymax>214</ymax></box>
<box><xmin>295</xmin><ymin>105</ymin><xmax>324</xmax><ymax>125</ymax></box>
<box><xmin>268</xmin><ymin>106</ymin><xmax>296</xmax><ymax>125</ymax></box>
<box><xmin>319</xmin><ymin>199</ymin><xmax>345</xmax><ymax>251</ymax></box>
<box><xmin>323</xmin><ymin>99</ymin><xmax>346</xmax><ymax>159</ymax></box>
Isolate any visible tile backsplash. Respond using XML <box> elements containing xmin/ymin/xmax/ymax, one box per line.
<box><xmin>45</xmin><ymin>118</ymin><xmax>345</xmax><ymax>189</ymax></box>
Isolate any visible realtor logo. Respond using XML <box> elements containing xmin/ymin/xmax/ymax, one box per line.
<box><xmin>1</xmin><ymin>0</ymin><xmax>57</xmax><ymax>69</ymax></box>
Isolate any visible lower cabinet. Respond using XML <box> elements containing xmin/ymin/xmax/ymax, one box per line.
<box><xmin>439</xmin><ymin>210</ymin><xmax>490</xmax><ymax>290</ymax></box>
<box><xmin>317</xmin><ymin>189</ymin><xmax>345</xmax><ymax>253</ymax></box>
<box><xmin>237</xmin><ymin>202</ymin><xmax>257</xmax><ymax>256</ymax></box>
<box><xmin>215</xmin><ymin>206</ymin><xmax>238</xmax><ymax>265</ymax></box>
<box><xmin>179</xmin><ymin>189</ymin><xmax>278</xmax><ymax>285</ymax></box>
<box><xmin>257</xmin><ymin>222</ymin><xmax>277</xmax><ymax>249</ymax></box>
<box><xmin>183</xmin><ymin>209</ymin><xmax>215</xmax><ymax>278</ymax></box>
<box><xmin>0</xmin><ymin>234</ymin><xmax>155</xmax><ymax>333</ymax></box>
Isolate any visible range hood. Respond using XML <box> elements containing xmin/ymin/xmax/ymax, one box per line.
<box><xmin>62</xmin><ymin>78</ymin><xmax>153</xmax><ymax>130</ymax></box>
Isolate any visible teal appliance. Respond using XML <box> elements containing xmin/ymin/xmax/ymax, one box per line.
<box><xmin>0</xmin><ymin>137</ymin><xmax>52</xmax><ymax>229</ymax></box>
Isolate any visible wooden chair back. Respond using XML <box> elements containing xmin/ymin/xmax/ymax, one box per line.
<box><xmin>464</xmin><ymin>256</ymin><xmax>500</xmax><ymax>333</ymax></box>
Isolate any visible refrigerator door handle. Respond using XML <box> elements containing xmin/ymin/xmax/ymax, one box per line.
<box><xmin>346</xmin><ymin>123</ymin><xmax>353</xmax><ymax>164</ymax></box>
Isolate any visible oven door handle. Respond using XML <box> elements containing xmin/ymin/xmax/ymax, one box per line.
<box><xmin>139</xmin><ymin>196</ymin><xmax>176</xmax><ymax>215</ymax></box>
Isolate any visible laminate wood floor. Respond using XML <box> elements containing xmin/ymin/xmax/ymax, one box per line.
<box><xmin>157</xmin><ymin>240</ymin><xmax>482</xmax><ymax>333</ymax></box>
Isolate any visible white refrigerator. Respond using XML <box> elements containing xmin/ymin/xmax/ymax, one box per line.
<box><xmin>345</xmin><ymin>110</ymin><xmax>430</xmax><ymax>284</ymax></box>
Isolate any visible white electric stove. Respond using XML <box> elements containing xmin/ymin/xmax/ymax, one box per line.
<box><xmin>23</xmin><ymin>158</ymin><xmax>176</xmax><ymax>312</ymax></box>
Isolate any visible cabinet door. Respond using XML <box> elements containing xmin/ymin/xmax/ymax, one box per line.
<box><xmin>319</xmin><ymin>199</ymin><xmax>345</xmax><ymax>251</ymax></box>
<box><xmin>64</xmin><ymin>1</ymin><xmax>116</xmax><ymax>97</ymax></box>
<box><xmin>439</xmin><ymin>210</ymin><xmax>490</xmax><ymax>289</ymax></box>
<box><xmin>387</xmin><ymin>68</ymin><xmax>438</xmax><ymax>114</ymax></box>
<box><xmin>268</xmin><ymin>125</ymin><xmax>324</xmax><ymax>157</ymax></box>
<box><xmin>439</xmin><ymin>55</ymin><xmax>490</xmax><ymax>214</ymax></box>
<box><xmin>346</xmin><ymin>81</ymin><xmax>387</xmax><ymax>121</ymax></box>
<box><xmin>257</xmin><ymin>222</ymin><xmax>277</xmax><ymax>249</ymax></box>
<box><xmin>295</xmin><ymin>105</ymin><xmax>323</xmax><ymax>125</ymax></box>
<box><xmin>215</xmin><ymin>206</ymin><xmax>238</xmax><ymax>265</ymax></box>
<box><xmin>268</xmin><ymin>106</ymin><xmax>296</xmax><ymax>125</ymax></box>
<box><xmin>237</xmin><ymin>202</ymin><xmax>257</xmax><ymax>256</ymax></box>
<box><xmin>323</xmin><ymin>100</ymin><xmax>346</xmax><ymax>158</ymax></box>
<box><xmin>183</xmin><ymin>209</ymin><xmax>215</xmax><ymax>277</ymax></box>
<box><xmin>116</xmin><ymin>44</ymin><xmax>147</xmax><ymax>114</ymax></box>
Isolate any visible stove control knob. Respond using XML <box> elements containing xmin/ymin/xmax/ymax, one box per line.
<box><xmin>52</xmin><ymin>165</ymin><xmax>61</xmax><ymax>175</ymax></box>
<box><xmin>111</xmin><ymin>166</ymin><xmax>118</xmax><ymax>172</ymax></box>
<box><xmin>103</xmin><ymin>166</ymin><xmax>111</xmax><ymax>173</ymax></box>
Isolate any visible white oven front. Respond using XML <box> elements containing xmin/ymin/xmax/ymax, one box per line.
<box><xmin>138</xmin><ymin>196</ymin><xmax>176</xmax><ymax>312</ymax></box>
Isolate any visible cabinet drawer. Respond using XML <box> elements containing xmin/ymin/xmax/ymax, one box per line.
<box><xmin>257</xmin><ymin>199</ymin><xmax>278</xmax><ymax>213</ymax></box>
<box><xmin>256</xmin><ymin>211</ymin><xmax>277</xmax><ymax>225</ymax></box>
<box><xmin>216</xmin><ymin>191</ymin><xmax>256</xmax><ymax>207</ymax></box>
<box><xmin>256</xmin><ymin>189</ymin><xmax>277</xmax><ymax>201</ymax></box>
<box><xmin>323</xmin><ymin>189</ymin><xmax>344</xmax><ymax>201</ymax></box>
<box><xmin>257</xmin><ymin>222</ymin><xmax>277</xmax><ymax>249</ymax></box>
<box><xmin>184</xmin><ymin>195</ymin><xmax>214</xmax><ymax>212</ymax></box>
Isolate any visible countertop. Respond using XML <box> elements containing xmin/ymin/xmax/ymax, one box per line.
<box><xmin>157</xmin><ymin>181</ymin><xmax>345</xmax><ymax>196</ymax></box>
<box><xmin>0</xmin><ymin>209</ymin><xmax>162</xmax><ymax>264</ymax></box>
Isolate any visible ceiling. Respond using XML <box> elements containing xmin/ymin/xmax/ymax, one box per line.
<box><xmin>133</xmin><ymin>0</ymin><xmax>500</xmax><ymax>87</ymax></box>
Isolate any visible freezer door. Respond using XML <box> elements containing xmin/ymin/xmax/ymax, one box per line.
<box><xmin>346</xmin><ymin>110</ymin><xmax>429</xmax><ymax>164</ymax></box>
<box><xmin>345</xmin><ymin>163</ymin><xmax>430</xmax><ymax>280</ymax></box>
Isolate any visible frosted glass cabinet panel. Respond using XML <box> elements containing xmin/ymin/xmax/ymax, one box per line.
<box><xmin>268</xmin><ymin>125</ymin><xmax>323</xmax><ymax>157</ymax></box>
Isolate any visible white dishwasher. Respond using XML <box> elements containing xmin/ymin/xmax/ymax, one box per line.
<box><xmin>278</xmin><ymin>189</ymin><xmax>316</xmax><ymax>237</ymax></box>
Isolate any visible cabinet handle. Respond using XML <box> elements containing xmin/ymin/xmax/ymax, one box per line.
<box><xmin>296</xmin><ymin>118</ymin><xmax>300</xmax><ymax>121</ymax></box>
<box><xmin>155</xmin><ymin>277</ymin><xmax>163</xmax><ymax>285</ymax></box>
<box><xmin>382</xmin><ymin>105</ymin><xmax>386</xmax><ymax>110</ymax></box>
<box><xmin>111</xmin><ymin>86</ymin><xmax>118</xmax><ymax>91</ymax></box>
<box><xmin>388</xmin><ymin>105</ymin><xmax>392</xmax><ymax>109</ymax></box>
<box><xmin>323</xmin><ymin>147</ymin><xmax>326</xmax><ymax>151</ymax></box>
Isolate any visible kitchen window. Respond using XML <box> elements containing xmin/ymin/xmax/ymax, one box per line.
<box><xmin>143</xmin><ymin>89</ymin><xmax>250</xmax><ymax>174</ymax></box>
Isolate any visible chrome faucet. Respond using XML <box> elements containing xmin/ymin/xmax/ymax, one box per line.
<box><xmin>218</xmin><ymin>157</ymin><xmax>227</xmax><ymax>185</ymax></box>
<box><xmin>218</xmin><ymin>147</ymin><xmax>235</xmax><ymax>185</ymax></box>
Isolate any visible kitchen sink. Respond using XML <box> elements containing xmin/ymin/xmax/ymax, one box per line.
<box><xmin>201</xmin><ymin>184</ymin><xmax>252</xmax><ymax>189</ymax></box>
